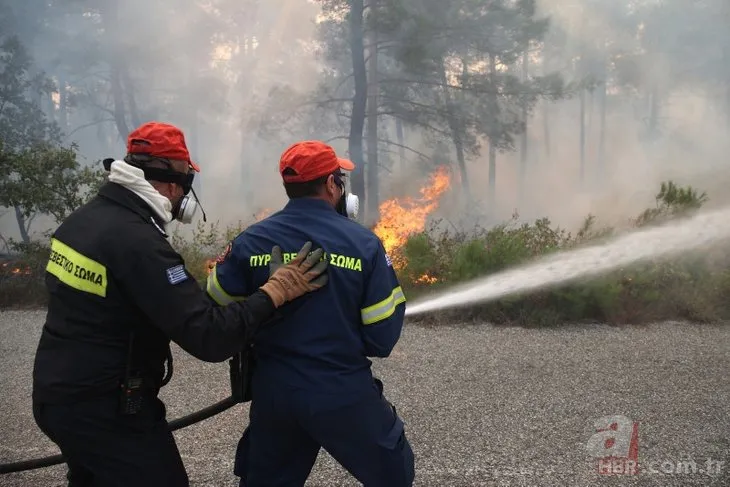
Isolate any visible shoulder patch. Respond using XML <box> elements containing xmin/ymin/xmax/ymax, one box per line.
<box><xmin>215</xmin><ymin>242</ymin><xmax>233</xmax><ymax>265</ymax></box>
<box><xmin>385</xmin><ymin>253</ymin><xmax>393</xmax><ymax>267</ymax></box>
<box><xmin>166</xmin><ymin>264</ymin><xmax>188</xmax><ymax>285</ymax></box>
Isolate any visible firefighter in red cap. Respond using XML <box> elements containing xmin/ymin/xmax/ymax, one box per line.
<box><xmin>207</xmin><ymin>140</ymin><xmax>414</xmax><ymax>486</ymax></box>
<box><xmin>31</xmin><ymin>122</ymin><xmax>330</xmax><ymax>487</ymax></box>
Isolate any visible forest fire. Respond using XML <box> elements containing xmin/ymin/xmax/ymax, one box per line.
<box><xmin>1</xmin><ymin>262</ymin><xmax>32</xmax><ymax>276</ymax></box>
<box><xmin>414</xmin><ymin>273</ymin><xmax>438</xmax><ymax>285</ymax></box>
<box><xmin>372</xmin><ymin>166</ymin><xmax>451</xmax><ymax>281</ymax></box>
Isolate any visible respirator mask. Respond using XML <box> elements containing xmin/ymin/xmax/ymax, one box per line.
<box><xmin>170</xmin><ymin>179</ymin><xmax>204</xmax><ymax>224</ymax></box>
<box><xmin>105</xmin><ymin>157</ymin><xmax>207</xmax><ymax>224</ymax></box>
<box><xmin>333</xmin><ymin>171</ymin><xmax>359</xmax><ymax>219</ymax></box>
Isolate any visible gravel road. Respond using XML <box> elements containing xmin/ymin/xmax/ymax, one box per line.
<box><xmin>1</xmin><ymin>309</ymin><xmax>728</xmax><ymax>486</ymax></box>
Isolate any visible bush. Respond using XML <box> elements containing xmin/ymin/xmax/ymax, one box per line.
<box><xmin>3</xmin><ymin>179</ymin><xmax>729</xmax><ymax>328</ymax></box>
<box><xmin>169</xmin><ymin>219</ymin><xmax>247</xmax><ymax>284</ymax></box>
<box><xmin>397</xmin><ymin>180</ymin><xmax>730</xmax><ymax>326</ymax></box>
<box><xmin>0</xmin><ymin>239</ymin><xmax>51</xmax><ymax>308</ymax></box>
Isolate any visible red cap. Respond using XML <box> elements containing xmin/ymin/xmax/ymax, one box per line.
<box><xmin>279</xmin><ymin>140</ymin><xmax>355</xmax><ymax>183</ymax></box>
<box><xmin>127</xmin><ymin>122</ymin><xmax>200</xmax><ymax>172</ymax></box>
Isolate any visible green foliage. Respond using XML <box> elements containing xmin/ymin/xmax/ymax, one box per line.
<box><xmin>5</xmin><ymin>179</ymin><xmax>730</xmax><ymax>330</ymax></box>
<box><xmin>0</xmin><ymin>35</ymin><xmax>106</xmax><ymax>241</ymax></box>
<box><xmin>634</xmin><ymin>181</ymin><xmax>708</xmax><ymax>227</ymax></box>
<box><xmin>0</xmin><ymin>35</ymin><xmax>59</xmax><ymax>150</ymax></box>
<box><xmin>401</xmin><ymin>232</ymin><xmax>439</xmax><ymax>280</ymax></box>
<box><xmin>398</xmin><ymin>181</ymin><xmax>730</xmax><ymax>326</ymax></box>
<box><xmin>0</xmin><ymin>142</ymin><xmax>106</xmax><ymax>224</ymax></box>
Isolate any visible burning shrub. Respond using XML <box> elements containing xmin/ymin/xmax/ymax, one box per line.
<box><xmin>0</xmin><ymin>240</ymin><xmax>50</xmax><ymax>308</ymax></box>
<box><xmin>400</xmin><ymin>233</ymin><xmax>442</xmax><ymax>286</ymax></box>
<box><xmin>395</xmin><ymin>180</ymin><xmax>730</xmax><ymax>326</ymax></box>
<box><xmin>373</xmin><ymin>165</ymin><xmax>452</xmax><ymax>272</ymax></box>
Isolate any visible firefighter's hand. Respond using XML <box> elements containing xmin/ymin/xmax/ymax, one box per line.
<box><xmin>259</xmin><ymin>241</ymin><xmax>328</xmax><ymax>307</ymax></box>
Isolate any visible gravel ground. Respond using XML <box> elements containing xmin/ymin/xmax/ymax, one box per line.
<box><xmin>1</xmin><ymin>309</ymin><xmax>729</xmax><ymax>487</ymax></box>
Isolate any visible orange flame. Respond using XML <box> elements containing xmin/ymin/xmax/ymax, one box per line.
<box><xmin>372</xmin><ymin>166</ymin><xmax>451</xmax><ymax>272</ymax></box>
<box><xmin>2</xmin><ymin>262</ymin><xmax>31</xmax><ymax>276</ymax></box>
<box><xmin>415</xmin><ymin>273</ymin><xmax>438</xmax><ymax>285</ymax></box>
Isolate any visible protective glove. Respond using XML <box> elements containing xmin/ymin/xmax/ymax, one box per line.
<box><xmin>259</xmin><ymin>241</ymin><xmax>329</xmax><ymax>307</ymax></box>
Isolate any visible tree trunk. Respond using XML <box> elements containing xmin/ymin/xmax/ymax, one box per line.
<box><xmin>14</xmin><ymin>206</ymin><xmax>30</xmax><ymax>244</ymax></box>
<box><xmin>519</xmin><ymin>49</ymin><xmax>529</xmax><ymax>203</ymax></box>
<box><xmin>725</xmin><ymin>42</ymin><xmax>730</xmax><ymax>128</ymax></box>
<box><xmin>726</xmin><ymin>79</ymin><xmax>730</xmax><ymax>129</ymax></box>
<box><xmin>395</xmin><ymin>118</ymin><xmax>405</xmax><ymax>168</ymax></box>
<box><xmin>348</xmin><ymin>0</ymin><xmax>367</xmax><ymax>221</ymax></box>
<box><xmin>542</xmin><ymin>46</ymin><xmax>552</xmax><ymax>163</ymax></box>
<box><xmin>110</xmin><ymin>66</ymin><xmax>130</xmax><ymax>140</ymax></box>
<box><xmin>579</xmin><ymin>88</ymin><xmax>586</xmax><ymax>183</ymax></box>
<box><xmin>587</xmin><ymin>88</ymin><xmax>594</xmax><ymax>140</ymax></box>
<box><xmin>366</xmin><ymin>6</ymin><xmax>379</xmax><ymax>223</ymax></box>
<box><xmin>99</xmin><ymin>2</ymin><xmax>129</xmax><ymax>140</ymax></box>
<box><xmin>58</xmin><ymin>72</ymin><xmax>68</xmax><ymax>134</ymax></box>
<box><xmin>120</xmin><ymin>64</ymin><xmax>142</xmax><ymax>128</ymax></box>
<box><xmin>597</xmin><ymin>53</ymin><xmax>608</xmax><ymax>181</ymax></box>
<box><xmin>724</xmin><ymin>0</ymin><xmax>730</xmax><ymax>129</ymax></box>
<box><xmin>543</xmin><ymin>100</ymin><xmax>551</xmax><ymax>161</ymax></box>
<box><xmin>578</xmin><ymin>8</ymin><xmax>587</xmax><ymax>183</ymax></box>
<box><xmin>488</xmin><ymin>142</ymin><xmax>496</xmax><ymax>206</ymax></box>
<box><xmin>648</xmin><ymin>85</ymin><xmax>660</xmax><ymax>142</ymax></box>
<box><xmin>453</xmin><ymin>134</ymin><xmax>468</xmax><ymax>196</ymax></box>
<box><xmin>438</xmin><ymin>62</ymin><xmax>469</xmax><ymax>200</ymax></box>
<box><xmin>488</xmin><ymin>54</ymin><xmax>497</xmax><ymax>200</ymax></box>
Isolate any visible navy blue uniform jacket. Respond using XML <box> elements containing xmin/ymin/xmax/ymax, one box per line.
<box><xmin>206</xmin><ymin>198</ymin><xmax>406</xmax><ymax>395</ymax></box>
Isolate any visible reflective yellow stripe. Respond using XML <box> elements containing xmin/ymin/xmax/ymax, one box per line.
<box><xmin>206</xmin><ymin>265</ymin><xmax>246</xmax><ymax>305</ymax></box>
<box><xmin>361</xmin><ymin>286</ymin><xmax>406</xmax><ymax>325</ymax></box>
<box><xmin>46</xmin><ymin>238</ymin><xmax>107</xmax><ymax>297</ymax></box>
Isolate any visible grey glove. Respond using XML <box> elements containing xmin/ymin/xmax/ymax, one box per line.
<box><xmin>261</xmin><ymin>241</ymin><xmax>329</xmax><ymax>307</ymax></box>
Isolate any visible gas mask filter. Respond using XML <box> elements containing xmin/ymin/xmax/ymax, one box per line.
<box><xmin>334</xmin><ymin>172</ymin><xmax>359</xmax><ymax>220</ymax></box>
<box><xmin>170</xmin><ymin>172</ymin><xmax>207</xmax><ymax>224</ymax></box>
<box><xmin>344</xmin><ymin>193</ymin><xmax>359</xmax><ymax>219</ymax></box>
<box><xmin>172</xmin><ymin>189</ymin><xmax>204</xmax><ymax>224</ymax></box>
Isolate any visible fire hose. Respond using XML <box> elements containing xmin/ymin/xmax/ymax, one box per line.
<box><xmin>0</xmin><ymin>353</ymin><xmax>251</xmax><ymax>475</ymax></box>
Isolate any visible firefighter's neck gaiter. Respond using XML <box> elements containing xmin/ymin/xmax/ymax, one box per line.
<box><xmin>108</xmin><ymin>160</ymin><xmax>173</xmax><ymax>223</ymax></box>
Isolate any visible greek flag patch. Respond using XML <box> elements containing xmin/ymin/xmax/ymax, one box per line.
<box><xmin>166</xmin><ymin>265</ymin><xmax>188</xmax><ymax>285</ymax></box>
<box><xmin>385</xmin><ymin>253</ymin><xmax>393</xmax><ymax>267</ymax></box>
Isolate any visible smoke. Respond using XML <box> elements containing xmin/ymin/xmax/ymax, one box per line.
<box><xmin>388</xmin><ymin>0</ymin><xmax>730</xmax><ymax>235</ymax></box>
<box><xmin>0</xmin><ymin>0</ymin><xmax>324</xmax><ymax>243</ymax></box>
<box><xmin>1</xmin><ymin>0</ymin><xmax>728</xmax><ymax>245</ymax></box>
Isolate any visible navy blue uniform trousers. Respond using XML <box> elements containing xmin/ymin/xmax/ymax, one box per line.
<box><xmin>234</xmin><ymin>379</ymin><xmax>415</xmax><ymax>487</ymax></box>
<box><xmin>33</xmin><ymin>394</ymin><xmax>188</xmax><ymax>486</ymax></box>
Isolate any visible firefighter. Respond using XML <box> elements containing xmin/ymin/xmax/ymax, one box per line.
<box><xmin>31</xmin><ymin>122</ymin><xmax>330</xmax><ymax>487</ymax></box>
<box><xmin>206</xmin><ymin>140</ymin><xmax>414</xmax><ymax>487</ymax></box>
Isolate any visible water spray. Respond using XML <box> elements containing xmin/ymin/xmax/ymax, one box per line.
<box><xmin>404</xmin><ymin>206</ymin><xmax>730</xmax><ymax>316</ymax></box>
